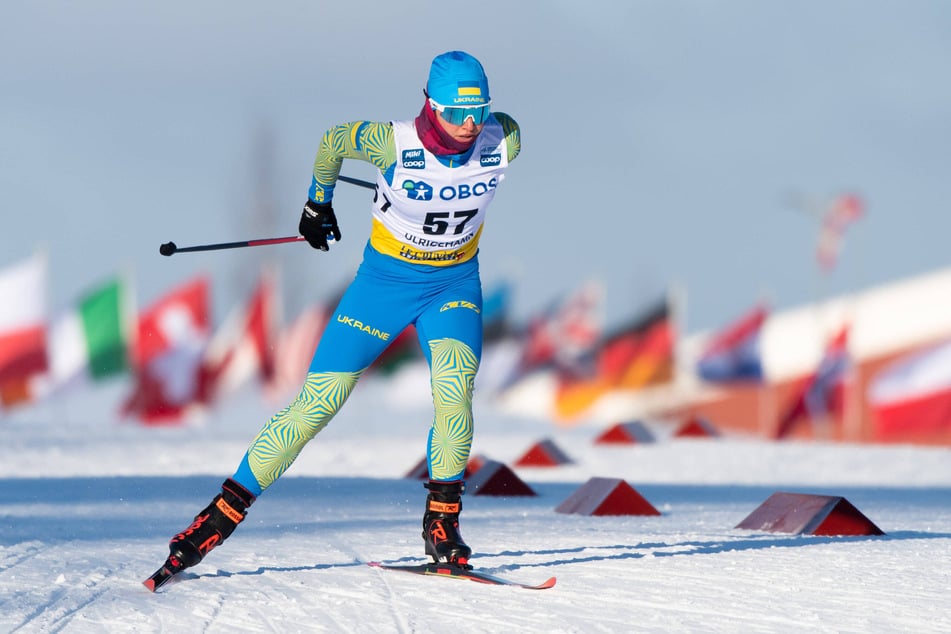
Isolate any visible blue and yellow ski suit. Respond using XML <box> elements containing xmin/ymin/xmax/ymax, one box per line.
<box><xmin>232</xmin><ymin>113</ymin><xmax>520</xmax><ymax>495</ymax></box>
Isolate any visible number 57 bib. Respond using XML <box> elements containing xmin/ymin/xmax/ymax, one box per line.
<box><xmin>369</xmin><ymin>118</ymin><xmax>509</xmax><ymax>266</ymax></box>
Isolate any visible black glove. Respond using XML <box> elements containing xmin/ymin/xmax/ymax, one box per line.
<box><xmin>299</xmin><ymin>200</ymin><xmax>342</xmax><ymax>251</ymax></box>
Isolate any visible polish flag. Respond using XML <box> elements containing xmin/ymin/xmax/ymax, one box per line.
<box><xmin>121</xmin><ymin>276</ymin><xmax>211</xmax><ymax>424</ymax></box>
<box><xmin>0</xmin><ymin>254</ymin><xmax>48</xmax><ymax>408</ymax></box>
<box><xmin>868</xmin><ymin>339</ymin><xmax>951</xmax><ymax>438</ymax></box>
<box><xmin>200</xmin><ymin>269</ymin><xmax>279</xmax><ymax>404</ymax></box>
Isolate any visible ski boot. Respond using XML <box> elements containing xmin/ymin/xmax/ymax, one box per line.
<box><xmin>168</xmin><ymin>478</ymin><xmax>255</xmax><ymax>570</ymax></box>
<box><xmin>422</xmin><ymin>480</ymin><xmax>472</xmax><ymax>569</ymax></box>
<box><xmin>143</xmin><ymin>478</ymin><xmax>255</xmax><ymax>590</ymax></box>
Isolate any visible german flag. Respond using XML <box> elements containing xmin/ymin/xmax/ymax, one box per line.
<box><xmin>554</xmin><ymin>299</ymin><xmax>674</xmax><ymax>421</ymax></box>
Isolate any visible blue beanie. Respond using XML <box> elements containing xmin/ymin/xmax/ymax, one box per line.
<box><xmin>426</xmin><ymin>51</ymin><xmax>490</xmax><ymax>106</ymax></box>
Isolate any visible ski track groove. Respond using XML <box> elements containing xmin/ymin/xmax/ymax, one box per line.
<box><xmin>7</xmin><ymin>587</ymin><xmax>68</xmax><ymax>633</ymax></box>
<box><xmin>2</xmin><ymin>544</ymin><xmax>90</xmax><ymax>633</ymax></box>
<box><xmin>0</xmin><ymin>541</ymin><xmax>48</xmax><ymax>574</ymax></box>
<box><xmin>325</xmin><ymin>532</ymin><xmax>412</xmax><ymax>633</ymax></box>
<box><xmin>44</xmin><ymin>586</ymin><xmax>110</xmax><ymax>634</ymax></box>
<box><xmin>315</xmin><ymin>591</ymin><xmax>371</xmax><ymax>634</ymax></box>
<box><xmin>199</xmin><ymin>588</ymin><xmax>225</xmax><ymax>633</ymax></box>
<box><xmin>254</xmin><ymin>572</ymin><xmax>344</xmax><ymax>634</ymax></box>
<box><xmin>6</xmin><ymin>578</ymin><xmax>109</xmax><ymax>634</ymax></box>
<box><xmin>242</xmin><ymin>587</ymin><xmax>284</xmax><ymax>634</ymax></box>
<box><xmin>367</xmin><ymin>564</ymin><xmax>413</xmax><ymax>634</ymax></box>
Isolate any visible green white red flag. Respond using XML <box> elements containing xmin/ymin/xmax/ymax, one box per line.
<box><xmin>43</xmin><ymin>277</ymin><xmax>130</xmax><ymax>391</ymax></box>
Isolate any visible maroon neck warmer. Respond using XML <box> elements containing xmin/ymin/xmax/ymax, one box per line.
<box><xmin>414</xmin><ymin>100</ymin><xmax>475</xmax><ymax>156</ymax></box>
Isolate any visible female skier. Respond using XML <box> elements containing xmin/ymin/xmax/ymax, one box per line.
<box><xmin>154</xmin><ymin>50</ymin><xmax>520</xmax><ymax>582</ymax></box>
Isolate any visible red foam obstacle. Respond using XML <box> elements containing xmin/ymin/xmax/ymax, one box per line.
<box><xmin>514</xmin><ymin>438</ymin><xmax>574</xmax><ymax>467</ymax></box>
<box><xmin>468</xmin><ymin>460</ymin><xmax>537</xmax><ymax>497</ymax></box>
<box><xmin>465</xmin><ymin>454</ymin><xmax>487</xmax><ymax>478</ymax></box>
<box><xmin>594</xmin><ymin>421</ymin><xmax>656</xmax><ymax>445</ymax></box>
<box><xmin>673</xmin><ymin>416</ymin><xmax>720</xmax><ymax>438</ymax></box>
<box><xmin>555</xmin><ymin>477</ymin><xmax>661</xmax><ymax>516</ymax></box>
<box><xmin>736</xmin><ymin>492</ymin><xmax>885</xmax><ymax>536</ymax></box>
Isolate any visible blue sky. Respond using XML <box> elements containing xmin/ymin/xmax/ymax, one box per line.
<box><xmin>3</xmin><ymin>1</ymin><xmax>950</xmax><ymax>333</ymax></box>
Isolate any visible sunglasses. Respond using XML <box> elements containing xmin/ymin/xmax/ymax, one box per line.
<box><xmin>429</xmin><ymin>98</ymin><xmax>492</xmax><ymax>126</ymax></box>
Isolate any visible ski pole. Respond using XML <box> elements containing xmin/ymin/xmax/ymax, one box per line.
<box><xmin>159</xmin><ymin>173</ymin><xmax>375</xmax><ymax>256</ymax></box>
<box><xmin>337</xmin><ymin>174</ymin><xmax>375</xmax><ymax>190</ymax></box>
<box><xmin>160</xmin><ymin>236</ymin><xmax>306</xmax><ymax>256</ymax></box>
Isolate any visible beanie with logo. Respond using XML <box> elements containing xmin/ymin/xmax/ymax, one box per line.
<box><xmin>426</xmin><ymin>51</ymin><xmax>490</xmax><ymax>106</ymax></box>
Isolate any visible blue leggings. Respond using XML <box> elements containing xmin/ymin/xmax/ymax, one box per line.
<box><xmin>232</xmin><ymin>244</ymin><xmax>483</xmax><ymax>496</ymax></box>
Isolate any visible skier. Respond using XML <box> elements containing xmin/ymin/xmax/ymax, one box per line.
<box><xmin>157</xmin><ymin>51</ymin><xmax>520</xmax><ymax>579</ymax></box>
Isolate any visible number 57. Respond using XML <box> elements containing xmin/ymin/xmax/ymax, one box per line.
<box><xmin>423</xmin><ymin>209</ymin><xmax>478</xmax><ymax>235</ymax></box>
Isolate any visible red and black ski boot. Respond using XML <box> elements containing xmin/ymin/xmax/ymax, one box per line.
<box><xmin>422</xmin><ymin>480</ymin><xmax>472</xmax><ymax>569</ymax></box>
<box><xmin>169</xmin><ymin>478</ymin><xmax>255</xmax><ymax>568</ymax></box>
<box><xmin>145</xmin><ymin>478</ymin><xmax>255</xmax><ymax>590</ymax></box>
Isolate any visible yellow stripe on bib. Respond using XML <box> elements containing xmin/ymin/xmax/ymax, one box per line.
<box><xmin>369</xmin><ymin>219</ymin><xmax>483</xmax><ymax>266</ymax></box>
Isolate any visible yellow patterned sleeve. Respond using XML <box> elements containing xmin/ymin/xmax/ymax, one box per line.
<box><xmin>493</xmin><ymin>112</ymin><xmax>521</xmax><ymax>163</ymax></box>
<box><xmin>309</xmin><ymin>121</ymin><xmax>396</xmax><ymax>203</ymax></box>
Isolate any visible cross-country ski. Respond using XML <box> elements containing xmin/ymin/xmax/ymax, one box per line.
<box><xmin>368</xmin><ymin>561</ymin><xmax>556</xmax><ymax>590</ymax></box>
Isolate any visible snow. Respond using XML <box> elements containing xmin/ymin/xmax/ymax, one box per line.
<box><xmin>2</xmin><ymin>381</ymin><xmax>950</xmax><ymax>633</ymax></box>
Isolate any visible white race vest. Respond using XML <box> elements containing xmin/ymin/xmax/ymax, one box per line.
<box><xmin>370</xmin><ymin>118</ymin><xmax>508</xmax><ymax>265</ymax></box>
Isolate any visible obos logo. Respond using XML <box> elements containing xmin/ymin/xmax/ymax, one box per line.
<box><xmin>402</xmin><ymin>148</ymin><xmax>425</xmax><ymax>169</ymax></box>
<box><xmin>480</xmin><ymin>153</ymin><xmax>501</xmax><ymax>167</ymax></box>
<box><xmin>438</xmin><ymin>177</ymin><xmax>498</xmax><ymax>201</ymax></box>
<box><xmin>402</xmin><ymin>180</ymin><xmax>433</xmax><ymax>201</ymax></box>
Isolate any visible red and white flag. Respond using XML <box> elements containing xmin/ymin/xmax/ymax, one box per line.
<box><xmin>121</xmin><ymin>276</ymin><xmax>211</xmax><ymax>424</ymax></box>
<box><xmin>516</xmin><ymin>280</ymin><xmax>604</xmax><ymax>376</ymax></box>
<box><xmin>0</xmin><ymin>253</ymin><xmax>48</xmax><ymax>408</ymax></box>
<box><xmin>868</xmin><ymin>339</ymin><xmax>951</xmax><ymax>438</ymax></box>
<box><xmin>265</xmin><ymin>303</ymin><xmax>330</xmax><ymax>400</ymax></box>
<box><xmin>816</xmin><ymin>194</ymin><xmax>864</xmax><ymax>272</ymax></box>
<box><xmin>200</xmin><ymin>269</ymin><xmax>279</xmax><ymax>404</ymax></box>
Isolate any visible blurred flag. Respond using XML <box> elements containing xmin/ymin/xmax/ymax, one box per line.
<box><xmin>482</xmin><ymin>280</ymin><xmax>512</xmax><ymax>344</ymax></box>
<box><xmin>43</xmin><ymin>276</ymin><xmax>130</xmax><ymax>392</ymax></box>
<box><xmin>554</xmin><ymin>297</ymin><xmax>673</xmax><ymax>421</ymax></box>
<box><xmin>817</xmin><ymin>194</ymin><xmax>864</xmax><ymax>272</ymax></box>
<box><xmin>515</xmin><ymin>280</ymin><xmax>604</xmax><ymax>378</ymax></box>
<box><xmin>372</xmin><ymin>325</ymin><xmax>419</xmax><ymax>375</ymax></box>
<box><xmin>199</xmin><ymin>269</ymin><xmax>278</xmax><ymax>404</ymax></box>
<box><xmin>0</xmin><ymin>253</ymin><xmax>48</xmax><ymax>408</ymax></box>
<box><xmin>121</xmin><ymin>276</ymin><xmax>211</xmax><ymax>424</ymax></box>
<box><xmin>266</xmin><ymin>302</ymin><xmax>330</xmax><ymax>400</ymax></box>
<box><xmin>774</xmin><ymin>325</ymin><xmax>851</xmax><ymax>439</ymax></box>
<box><xmin>868</xmin><ymin>339</ymin><xmax>951</xmax><ymax>438</ymax></box>
<box><xmin>697</xmin><ymin>304</ymin><xmax>767</xmax><ymax>383</ymax></box>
